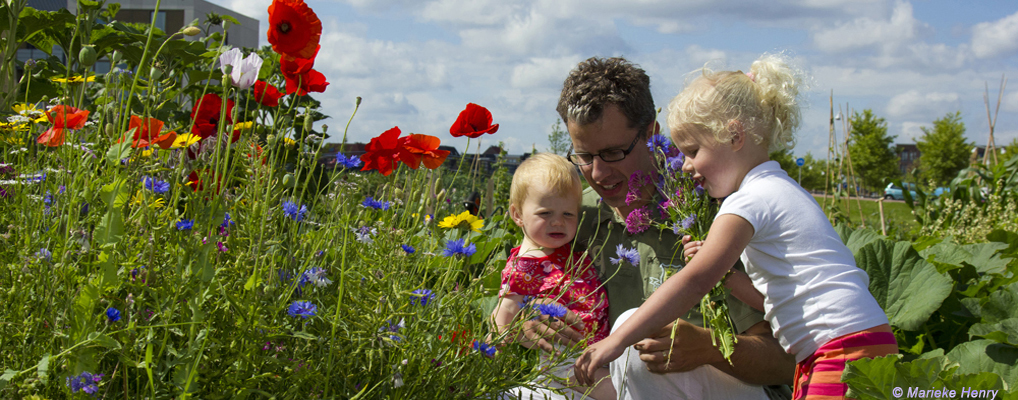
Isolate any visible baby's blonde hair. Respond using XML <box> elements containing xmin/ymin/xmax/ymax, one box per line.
<box><xmin>667</xmin><ymin>53</ymin><xmax>804</xmax><ymax>152</ymax></box>
<box><xmin>510</xmin><ymin>153</ymin><xmax>582</xmax><ymax>212</ymax></box>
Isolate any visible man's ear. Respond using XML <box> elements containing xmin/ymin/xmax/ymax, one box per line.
<box><xmin>727</xmin><ymin>120</ymin><xmax>746</xmax><ymax>150</ymax></box>
<box><xmin>509</xmin><ymin>204</ymin><xmax>523</xmax><ymax>227</ymax></box>
<box><xmin>646</xmin><ymin>121</ymin><xmax>661</xmax><ymax>137</ymax></box>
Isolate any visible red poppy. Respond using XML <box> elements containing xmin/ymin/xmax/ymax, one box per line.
<box><xmin>283</xmin><ymin>68</ymin><xmax>329</xmax><ymax>96</ymax></box>
<box><xmin>361</xmin><ymin>127</ymin><xmax>403</xmax><ymax>176</ymax></box>
<box><xmin>253</xmin><ymin>80</ymin><xmax>283</xmax><ymax>107</ymax></box>
<box><xmin>153</xmin><ymin>131</ymin><xmax>177</xmax><ymax>150</ymax></box>
<box><xmin>120</xmin><ymin>115</ymin><xmax>165</xmax><ymax>148</ymax></box>
<box><xmin>280</xmin><ymin>46</ymin><xmax>317</xmax><ymax>76</ymax></box>
<box><xmin>37</xmin><ymin>105</ymin><xmax>89</xmax><ymax>147</ymax></box>
<box><xmin>187</xmin><ymin>169</ymin><xmax>222</xmax><ymax>193</ymax></box>
<box><xmin>267</xmin><ymin>0</ymin><xmax>322</xmax><ymax>60</ymax></box>
<box><xmin>190</xmin><ymin>93</ymin><xmax>234</xmax><ymax>139</ymax></box>
<box><xmin>399</xmin><ymin>134</ymin><xmax>450</xmax><ymax>170</ymax></box>
<box><xmin>450</xmin><ymin>103</ymin><xmax>498</xmax><ymax>138</ymax></box>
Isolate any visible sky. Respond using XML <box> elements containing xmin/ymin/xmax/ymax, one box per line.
<box><xmin>211</xmin><ymin>0</ymin><xmax>1018</xmax><ymax>159</ymax></box>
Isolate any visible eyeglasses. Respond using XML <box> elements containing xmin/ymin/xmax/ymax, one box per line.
<box><xmin>567</xmin><ymin>134</ymin><xmax>642</xmax><ymax>166</ymax></box>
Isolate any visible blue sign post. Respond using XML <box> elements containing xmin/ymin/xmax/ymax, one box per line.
<box><xmin>796</xmin><ymin>158</ymin><xmax>805</xmax><ymax>184</ymax></box>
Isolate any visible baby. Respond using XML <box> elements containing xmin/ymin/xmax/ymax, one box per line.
<box><xmin>492</xmin><ymin>153</ymin><xmax>614</xmax><ymax>399</ymax></box>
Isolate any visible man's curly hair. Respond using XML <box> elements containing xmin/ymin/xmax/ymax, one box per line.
<box><xmin>556</xmin><ymin>57</ymin><xmax>656</xmax><ymax>133</ymax></box>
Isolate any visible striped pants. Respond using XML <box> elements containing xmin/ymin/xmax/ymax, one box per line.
<box><xmin>792</xmin><ymin>324</ymin><xmax>898</xmax><ymax>400</ymax></box>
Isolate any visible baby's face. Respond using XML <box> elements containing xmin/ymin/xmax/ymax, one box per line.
<box><xmin>514</xmin><ymin>182</ymin><xmax>580</xmax><ymax>251</ymax></box>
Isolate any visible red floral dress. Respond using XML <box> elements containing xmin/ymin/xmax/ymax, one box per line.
<box><xmin>499</xmin><ymin>246</ymin><xmax>610</xmax><ymax>343</ymax></box>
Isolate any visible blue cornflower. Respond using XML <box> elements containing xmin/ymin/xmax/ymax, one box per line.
<box><xmin>442</xmin><ymin>239</ymin><xmax>476</xmax><ymax>257</ymax></box>
<box><xmin>142</xmin><ymin>176</ymin><xmax>170</xmax><ymax>194</ymax></box>
<box><xmin>301</xmin><ymin>267</ymin><xmax>333</xmax><ymax>288</ymax></box>
<box><xmin>221</xmin><ymin>212</ymin><xmax>235</xmax><ymax>228</ymax></box>
<box><xmin>646</xmin><ymin>134</ymin><xmax>672</xmax><ymax>154</ymax></box>
<box><xmin>473</xmin><ymin>341</ymin><xmax>497</xmax><ymax>357</ymax></box>
<box><xmin>361</xmin><ymin>196</ymin><xmax>391</xmax><ymax>210</ymax></box>
<box><xmin>106</xmin><ymin>307</ymin><xmax>121</xmax><ymax>322</ymax></box>
<box><xmin>666</xmin><ymin>155</ymin><xmax>684</xmax><ymax>172</ymax></box>
<box><xmin>680</xmin><ymin>214</ymin><xmax>697</xmax><ymax>230</ymax></box>
<box><xmin>66</xmin><ymin>371</ymin><xmax>103</xmax><ymax>394</ymax></box>
<box><xmin>410</xmin><ymin>289</ymin><xmax>436</xmax><ymax>306</ymax></box>
<box><xmin>382</xmin><ymin>318</ymin><xmax>404</xmax><ymax>341</ymax></box>
<box><xmin>282</xmin><ymin>200</ymin><xmax>308</xmax><ymax>221</ymax></box>
<box><xmin>401</xmin><ymin>244</ymin><xmax>415</xmax><ymax>254</ymax></box>
<box><xmin>176</xmin><ymin>219</ymin><xmax>194</xmax><ymax>231</ymax></box>
<box><xmin>353</xmin><ymin>227</ymin><xmax>376</xmax><ymax>244</ymax></box>
<box><xmin>43</xmin><ymin>191</ymin><xmax>53</xmax><ymax>205</ymax></box>
<box><xmin>610</xmin><ymin>244</ymin><xmax>640</xmax><ymax>266</ymax></box>
<box><xmin>287</xmin><ymin>300</ymin><xmax>317</xmax><ymax>319</ymax></box>
<box><xmin>532</xmin><ymin>303</ymin><xmax>568</xmax><ymax>319</ymax></box>
<box><xmin>336</xmin><ymin>153</ymin><xmax>363</xmax><ymax>169</ymax></box>
<box><xmin>35</xmin><ymin>248</ymin><xmax>52</xmax><ymax>262</ymax></box>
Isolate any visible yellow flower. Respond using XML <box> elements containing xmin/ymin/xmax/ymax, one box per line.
<box><xmin>131</xmin><ymin>190</ymin><xmax>165</xmax><ymax>209</ymax></box>
<box><xmin>438</xmin><ymin>211</ymin><xmax>483</xmax><ymax>232</ymax></box>
<box><xmin>51</xmin><ymin>74</ymin><xmax>95</xmax><ymax>83</ymax></box>
<box><xmin>284</xmin><ymin>137</ymin><xmax>296</xmax><ymax>146</ymax></box>
<box><xmin>13</xmin><ymin>103</ymin><xmax>46</xmax><ymax>123</ymax></box>
<box><xmin>234</xmin><ymin>121</ymin><xmax>254</xmax><ymax>131</ymax></box>
<box><xmin>171</xmin><ymin>133</ymin><xmax>201</xmax><ymax>149</ymax></box>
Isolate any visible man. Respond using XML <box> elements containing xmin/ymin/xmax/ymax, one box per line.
<box><xmin>514</xmin><ymin>57</ymin><xmax>794</xmax><ymax>399</ymax></box>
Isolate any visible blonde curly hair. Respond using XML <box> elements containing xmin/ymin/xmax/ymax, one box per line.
<box><xmin>667</xmin><ymin>53</ymin><xmax>805</xmax><ymax>152</ymax></box>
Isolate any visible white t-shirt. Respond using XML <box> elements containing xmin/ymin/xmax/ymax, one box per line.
<box><xmin>717</xmin><ymin>161</ymin><xmax>889</xmax><ymax>362</ymax></box>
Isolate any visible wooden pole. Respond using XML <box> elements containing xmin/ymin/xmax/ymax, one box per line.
<box><xmin>823</xmin><ymin>91</ymin><xmax>834</xmax><ymax>218</ymax></box>
<box><xmin>983</xmin><ymin>75</ymin><xmax>1007</xmax><ymax>167</ymax></box>
<box><xmin>878</xmin><ymin>198</ymin><xmax>887</xmax><ymax>236</ymax></box>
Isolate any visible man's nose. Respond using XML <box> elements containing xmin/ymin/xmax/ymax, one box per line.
<box><xmin>589</xmin><ymin>157</ymin><xmax>613</xmax><ymax>182</ymax></box>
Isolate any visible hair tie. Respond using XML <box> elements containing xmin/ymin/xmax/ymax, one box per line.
<box><xmin>745</xmin><ymin>72</ymin><xmax>756</xmax><ymax>82</ymax></box>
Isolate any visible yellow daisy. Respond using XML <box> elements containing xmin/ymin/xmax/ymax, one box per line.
<box><xmin>284</xmin><ymin>137</ymin><xmax>296</xmax><ymax>146</ymax></box>
<box><xmin>438</xmin><ymin>211</ymin><xmax>484</xmax><ymax>232</ymax></box>
<box><xmin>51</xmin><ymin>74</ymin><xmax>96</xmax><ymax>83</ymax></box>
<box><xmin>13</xmin><ymin>103</ymin><xmax>47</xmax><ymax>123</ymax></box>
<box><xmin>234</xmin><ymin>121</ymin><xmax>254</xmax><ymax>131</ymax></box>
<box><xmin>171</xmin><ymin>133</ymin><xmax>201</xmax><ymax>149</ymax></box>
<box><xmin>131</xmin><ymin>190</ymin><xmax>165</xmax><ymax>209</ymax></box>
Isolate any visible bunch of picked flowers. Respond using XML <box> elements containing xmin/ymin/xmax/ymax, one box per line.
<box><xmin>645</xmin><ymin>134</ymin><xmax>738</xmax><ymax>364</ymax></box>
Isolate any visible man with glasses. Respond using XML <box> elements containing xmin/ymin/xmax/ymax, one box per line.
<box><xmin>512</xmin><ymin>57</ymin><xmax>794</xmax><ymax>399</ymax></box>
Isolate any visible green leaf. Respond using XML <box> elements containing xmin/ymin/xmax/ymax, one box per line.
<box><xmin>969</xmin><ymin>318</ymin><xmax>1018</xmax><ymax>346</ymax></box>
<box><xmin>941</xmin><ymin>373</ymin><xmax>1006</xmax><ymax>399</ymax></box>
<box><xmin>87</xmin><ymin>332</ymin><xmax>122</xmax><ymax>350</ymax></box>
<box><xmin>293</xmin><ymin>331</ymin><xmax>317</xmax><ymax>341</ymax></box>
<box><xmin>843</xmin><ymin>354</ymin><xmax>937</xmax><ymax>400</ymax></box>
<box><xmin>980</xmin><ymin>283</ymin><xmax>1018</xmax><ymax>323</ymax></box>
<box><xmin>844</xmin><ymin>226</ymin><xmax>885</xmax><ymax>254</ymax></box>
<box><xmin>987</xmin><ymin>230</ymin><xmax>1018</xmax><ymax>259</ymax></box>
<box><xmin>855</xmin><ymin>240</ymin><xmax>954</xmax><ymax>330</ymax></box>
<box><xmin>106</xmin><ymin>140</ymin><xmax>134</xmax><ymax>163</ymax></box>
<box><xmin>945</xmin><ymin>339</ymin><xmax>1018</xmax><ymax>388</ymax></box>
<box><xmin>36</xmin><ymin>354</ymin><xmax>50</xmax><ymax>384</ymax></box>
<box><xmin>0</xmin><ymin>369</ymin><xmax>18</xmax><ymax>391</ymax></box>
<box><xmin>96</xmin><ymin>210</ymin><xmax>125</xmax><ymax>246</ymax></box>
<box><xmin>919</xmin><ymin>241</ymin><xmax>970</xmax><ymax>273</ymax></box>
<box><xmin>100</xmin><ymin>179</ymin><xmax>131</xmax><ymax>208</ymax></box>
<box><xmin>963</xmin><ymin>242</ymin><xmax>1011</xmax><ymax>275</ymax></box>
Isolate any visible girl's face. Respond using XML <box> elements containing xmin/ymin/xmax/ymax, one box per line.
<box><xmin>671</xmin><ymin>127</ymin><xmax>744</xmax><ymax>199</ymax></box>
<box><xmin>510</xmin><ymin>182</ymin><xmax>580</xmax><ymax>252</ymax></box>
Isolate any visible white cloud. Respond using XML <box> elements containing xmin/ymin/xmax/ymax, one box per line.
<box><xmin>971</xmin><ymin>11</ymin><xmax>1018</xmax><ymax>59</ymax></box>
<box><xmin>1004</xmin><ymin>90</ymin><xmax>1018</xmax><ymax>113</ymax></box>
<box><xmin>898</xmin><ymin>121</ymin><xmax>927</xmax><ymax>142</ymax></box>
<box><xmin>510</xmin><ymin>56</ymin><xmax>584</xmax><ymax>89</ymax></box>
<box><xmin>812</xmin><ymin>1</ymin><xmax>923</xmax><ymax>53</ymax></box>
<box><xmin>886</xmin><ymin>90</ymin><xmax>961</xmax><ymax>118</ymax></box>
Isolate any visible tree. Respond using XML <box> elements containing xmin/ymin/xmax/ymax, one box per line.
<box><xmin>1001</xmin><ymin>137</ymin><xmax>1018</xmax><ymax>162</ymax></box>
<box><xmin>916</xmin><ymin>111</ymin><xmax>973</xmax><ymax>184</ymax></box>
<box><xmin>547</xmin><ymin>119</ymin><xmax>571</xmax><ymax>156</ymax></box>
<box><xmin>847</xmin><ymin>109</ymin><xmax>900</xmax><ymax>191</ymax></box>
<box><xmin>769</xmin><ymin>149</ymin><xmax>826</xmax><ymax>192</ymax></box>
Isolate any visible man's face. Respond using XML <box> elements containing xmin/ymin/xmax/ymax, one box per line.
<box><xmin>567</xmin><ymin>104</ymin><xmax>657</xmax><ymax>216</ymax></box>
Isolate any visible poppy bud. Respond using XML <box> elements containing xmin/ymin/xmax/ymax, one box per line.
<box><xmin>182</xmin><ymin>26</ymin><xmax>201</xmax><ymax>36</ymax></box>
<box><xmin>150</xmin><ymin>67</ymin><xmax>162</xmax><ymax>81</ymax></box>
<box><xmin>394</xmin><ymin>188</ymin><xmax>403</xmax><ymax>199</ymax></box>
<box><xmin>356</xmin><ymin>97</ymin><xmax>362</xmax><ymax>106</ymax></box>
<box><xmin>282</xmin><ymin>173</ymin><xmax>295</xmax><ymax>187</ymax></box>
<box><xmin>78</xmin><ymin>46</ymin><xmax>97</xmax><ymax>68</ymax></box>
<box><xmin>303</xmin><ymin>113</ymin><xmax>314</xmax><ymax>133</ymax></box>
<box><xmin>105</xmin><ymin>123</ymin><xmax>115</xmax><ymax>137</ymax></box>
<box><xmin>436</xmin><ymin>189</ymin><xmax>446</xmax><ymax>204</ymax></box>
<box><xmin>110</xmin><ymin>50</ymin><xmax>122</xmax><ymax>64</ymax></box>
<box><xmin>266</xmin><ymin>134</ymin><xmax>277</xmax><ymax>145</ymax></box>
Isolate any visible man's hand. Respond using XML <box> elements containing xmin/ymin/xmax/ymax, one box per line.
<box><xmin>516</xmin><ymin>300</ymin><xmax>586</xmax><ymax>354</ymax></box>
<box><xmin>633</xmin><ymin>319</ymin><xmax>715</xmax><ymax>373</ymax></box>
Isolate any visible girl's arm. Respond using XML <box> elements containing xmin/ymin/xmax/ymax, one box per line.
<box><xmin>574</xmin><ymin>214</ymin><xmax>756</xmax><ymax>386</ymax></box>
<box><xmin>684</xmin><ymin>235</ymin><xmax>765</xmax><ymax>312</ymax></box>
<box><xmin>490</xmin><ymin>294</ymin><xmax>525</xmax><ymax>340</ymax></box>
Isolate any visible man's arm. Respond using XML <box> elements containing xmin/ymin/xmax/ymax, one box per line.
<box><xmin>635</xmin><ymin>319</ymin><xmax>795</xmax><ymax>385</ymax></box>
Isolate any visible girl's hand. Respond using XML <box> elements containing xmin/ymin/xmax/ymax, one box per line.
<box><xmin>682</xmin><ymin>235</ymin><xmax>704</xmax><ymax>262</ymax></box>
<box><xmin>574</xmin><ymin>338</ymin><xmax>625</xmax><ymax>387</ymax></box>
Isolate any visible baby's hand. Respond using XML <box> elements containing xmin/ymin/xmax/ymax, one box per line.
<box><xmin>681</xmin><ymin>235</ymin><xmax>703</xmax><ymax>262</ymax></box>
<box><xmin>574</xmin><ymin>337</ymin><xmax>625</xmax><ymax>387</ymax></box>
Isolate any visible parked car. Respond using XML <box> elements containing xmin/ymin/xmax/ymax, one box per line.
<box><xmin>884</xmin><ymin>183</ymin><xmax>917</xmax><ymax>200</ymax></box>
<box><xmin>931</xmin><ymin>187</ymin><xmax>950</xmax><ymax>198</ymax></box>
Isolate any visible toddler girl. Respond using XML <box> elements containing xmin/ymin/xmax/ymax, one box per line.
<box><xmin>574</xmin><ymin>54</ymin><xmax>897</xmax><ymax>399</ymax></box>
<box><xmin>493</xmin><ymin>153</ymin><xmax>614</xmax><ymax>399</ymax></box>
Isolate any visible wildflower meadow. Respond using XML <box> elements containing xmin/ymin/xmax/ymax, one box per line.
<box><xmin>2</xmin><ymin>0</ymin><xmax>1018</xmax><ymax>398</ymax></box>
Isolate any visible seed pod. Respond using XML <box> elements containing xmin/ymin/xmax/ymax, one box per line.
<box><xmin>78</xmin><ymin>46</ymin><xmax>97</xmax><ymax>68</ymax></box>
<box><xmin>302</xmin><ymin>113</ymin><xmax>314</xmax><ymax>133</ymax></box>
<box><xmin>182</xmin><ymin>26</ymin><xmax>201</xmax><ymax>36</ymax></box>
<box><xmin>110</xmin><ymin>51</ymin><xmax>122</xmax><ymax>64</ymax></box>
<box><xmin>149</xmin><ymin>67</ymin><xmax>162</xmax><ymax>81</ymax></box>
<box><xmin>105</xmin><ymin>123</ymin><xmax>115</xmax><ymax>137</ymax></box>
<box><xmin>282</xmin><ymin>173</ymin><xmax>295</xmax><ymax>187</ymax></box>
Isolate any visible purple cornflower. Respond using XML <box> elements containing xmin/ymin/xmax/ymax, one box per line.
<box><xmin>353</xmin><ymin>226</ymin><xmax>376</xmax><ymax>244</ymax></box>
<box><xmin>142</xmin><ymin>176</ymin><xmax>170</xmax><ymax>194</ymax></box>
<box><xmin>216</xmin><ymin>241</ymin><xmax>228</xmax><ymax>252</ymax></box>
<box><xmin>336</xmin><ymin>153</ymin><xmax>362</xmax><ymax>168</ymax></box>
<box><xmin>610</xmin><ymin>244</ymin><xmax>640</xmax><ymax>266</ymax></box>
<box><xmin>646</xmin><ymin>134</ymin><xmax>673</xmax><ymax>155</ymax></box>
<box><xmin>282</xmin><ymin>200</ymin><xmax>308</xmax><ymax>221</ymax></box>
<box><xmin>382</xmin><ymin>319</ymin><xmax>404</xmax><ymax>341</ymax></box>
<box><xmin>66</xmin><ymin>371</ymin><xmax>103</xmax><ymax>394</ymax></box>
<box><xmin>410</xmin><ymin>289</ymin><xmax>436</xmax><ymax>306</ymax></box>
<box><xmin>532</xmin><ymin>303</ymin><xmax>568</xmax><ymax>319</ymax></box>
<box><xmin>35</xmin><ymin>248</ymin><xmax>52</xmax><ymax>262</ymax></box>
<box><xmin>666</xmin><ymin>155</ymin><xmax>684</xmax><ymax>172</ymax></box>
<box><xmin>221</xmin><ymin>212</ymin><xmax>234</xmax><ymax>229</ymax></box>
<box><xmin>443</xmin><ymin>239</ymin><xmax>476</xmax><ymax>257</ymax></box>
<box><xmin>287</xmin><ymin>300</ymin><xmax>317</xmax><ymax>319</ymax></box>
<box><xmin>401</xmin><ymin>244</ymin><xmax>415</xmax><ymax>254</ymax></box>
<box><xmin>176</xmin><ymin>219</ymin><xmax>194</xmax><ymax>231</ymax></box>
<box><xmin>473</xmin><ymin>341</ymin><xmax>496</xmax><ymax>357</ymax></box>
<box><xmin>681</xmin><ymin>214</ymin><xmax>697</xmax><ymax>230</ymax></box>
<box><xmin>106</xmin><ymin>307</ymin><xmax>121</xmax><ymax>322</ymax></box>
<box><xmin>362</xmin><ymin>197</ymin><xmax>391</xmax><ymax>210</ymax></box>
<box><xmin>625</xmin><ymin>206</ymin><xmax>651</xmax><ymax>234</ymax></box>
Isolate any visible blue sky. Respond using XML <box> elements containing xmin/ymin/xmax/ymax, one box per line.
<box><xmin>214</xmin><ymin>0</ymin><xmax>1018</xmax><ymax>159</ymax></box>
